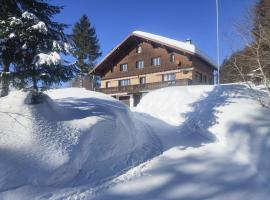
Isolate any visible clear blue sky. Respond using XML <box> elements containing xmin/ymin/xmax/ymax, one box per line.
<box><xmin>54</xmin><ymin>0</ymin><xmax>256</xmax><ymax>64</ymax></box>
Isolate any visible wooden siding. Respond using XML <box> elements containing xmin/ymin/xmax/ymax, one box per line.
<box><xmin>98</xmin><ymin>38</ymin><xmax>215</xmax><ymax>91</ymax></box>
<box><xmin>102</xmin><ymin>41</ymin><xmax>193</xmax><ymax>80</ymax></box>
<box><xmin>100</xmin><ymin>69</ymin><xmax>193</xmax><ymax>88</ymax></box>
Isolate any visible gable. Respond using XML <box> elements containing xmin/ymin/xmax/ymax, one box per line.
<box><xmin>90</xmin><ymin>31</ymin><xmax>217</xmax><ymax>76</ymax></box>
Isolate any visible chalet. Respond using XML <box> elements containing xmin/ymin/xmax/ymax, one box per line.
<box><xmin>90</xmin><ymin>31</ymin><xmax>217</xmax><ymax>107</ymax></box>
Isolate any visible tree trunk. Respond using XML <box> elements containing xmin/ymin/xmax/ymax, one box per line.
<box><xmin>0</xmin><ymin>60</ymin><xmax>10</xmax><ymax>97</ymax></box>
<box><xmin>31</xmin><ymin>66</ymin><xmax>39</xmax><ymax>104</ymax></box>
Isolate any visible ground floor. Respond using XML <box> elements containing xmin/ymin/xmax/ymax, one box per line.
<box><xmin>112</xmin><ymin>92</ymin><xmax>147</xmax><ymax>107</ymax></box>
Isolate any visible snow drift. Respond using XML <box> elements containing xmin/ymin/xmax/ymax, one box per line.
<box><xmin>91</xmin><ymin>84</ymin><xmax>270</xmax><ymax>200</ymax></box>
<box><xmin>0</xmin><ymin>88</ymin><xmax>160</xmax><ymax>194</ymax></box>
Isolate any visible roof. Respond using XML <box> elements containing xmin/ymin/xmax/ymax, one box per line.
<box><xmin>91</xmin><ymin>31</ymin><xmax>217</xmax><ymax>75</ymax></box>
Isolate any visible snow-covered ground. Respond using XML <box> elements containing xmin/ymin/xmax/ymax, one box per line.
<box><xmin>0</xmin><ymin>84</ymin><xmax>270</xmax><ymax>199</ymax></box>
<box><xmin>0</xmin><ymin>88</ymin><xmax>160</xmax><ymax>199</ymax></box>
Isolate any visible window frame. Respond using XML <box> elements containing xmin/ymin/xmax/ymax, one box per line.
<box><xmin>203</xmin><ymin>75</ymin><xmax>207</xmax><ymax>83</ymax></box>
<box><xmin>136</xmin><ymin>60</ymin><xmax>144</xmax><ymax>69</ymax></box>
<box><xmin>170</xmin><ymin>54</ymin><xmax>175</xmax><ymax>63</ymax></box>
<box><xmin>151</xmin><ymin>57</ymin><xmax>161</xmax><ymax>66</ymax></box>
<box><xmin>136</xmin><ymin>45</ymin><xmax>142</xmax><ymax>54</ymax></box>
<box><xmin>120</xmin><ymin>63</ymin><xmax>128</xmax><ymax>72</ymax></box>
<box><xmin>106</xmin><ymin>81</ymin><xmax>111</xmax><ymax>88</ymax></box>
<box><xmin>162</xmin><ymin>73</ymin><xmax>176</xmax><ymax>82</ymax></box>
<box><xmin>118</xmin><ymin>79</ymin><xmax>130</xmax><ymax>86</ymax></box>
<box><xmin>139</xmin><ymin>77</ymin><xmax>146</xmax><ymax>84</ymax></box>
<box><xmin>196</xmin><ymin>72</ymin><xmax>203</xmax><ymax>83</ymax></box>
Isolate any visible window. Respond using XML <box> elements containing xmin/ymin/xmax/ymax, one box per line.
<box><xmin>136</xmin><ymin>46</ymin><xmax>142</xmax><ymax>53</ymax></box>
<box><xmin>163</xmin><ymin>73</ymin><xmax>176</xmax><ymax>82</ymax></box>
<box><xmin>106</xmin><ymin>81</ymin><xmax>111</xmax><ymax>88</ymax></box>
<box><xmin>151</xmin><ymin>57</ymin><xmax>161</xmax><ymax>66</ymax></box>
<box><xmin>203</xmin><ymin>75</ymin><xmax>207</xmax><ymax>83</ymax></box>
<box><xmin>118</xmin><ymin>79</ymin><xmax>130</xmax><ymax>86</ymax></box>
<box><xmin>209</xmin><ymin>78</ymin><xmax>212</xmax><ymax>84</ymax></box>
<box><xmin>196</xmin><ymin>72</ymin><xmax>203</xmax><ymax>83</ymax></box>
<box><xmin>136</xmin><ymin>60</ymin><xmax>144</xmax><ymax>69</ymax></box>
<box><xmin>120</xmin><ymin>63</ymin><xmax>128</xmax><ymax>71</ymax></box>
<box><xmin>170</xmin><ymin>54</ymin><xmax>175</xmax><ymax>63</ymax></box>
<box><xmin>188</xmin><ymin>55</ymin><xmax>193</xmax><ymax>61</ymax></box>
<box><xmin>139</xmin><ymin>77</ymin><xmax>146</xmax><ymax>84</ymax></box>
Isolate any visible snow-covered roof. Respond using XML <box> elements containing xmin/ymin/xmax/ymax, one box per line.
<box><xmin>91</xmin><ymin>31</ymin><xmax>217</xmax><ymax>74</ymax></box>
<box><xmin>132</xmin><ymin>31</ymin><xmax>217</xmax><ymax>69</ymax></box>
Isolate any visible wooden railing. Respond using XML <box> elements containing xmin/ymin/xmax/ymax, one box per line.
<box><xmin>96</xmin><ymin>79</ymin><xmax>192</xmax><ymax>94</ymax></box>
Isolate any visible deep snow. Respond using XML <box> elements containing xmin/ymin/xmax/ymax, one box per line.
<box><xmin>0</xmin><ymin>88</ymin><xmax>160</xmax><ymax>199</ymax></box>
<box><xmin>0</xmin><ymin>84</ymin><xmax>270</xmax><ymax>200</ymax></box>
<box><xmin>84</xmin><ymin>84</ymin><xmax>270</xmax><ymax>200</ymax></box>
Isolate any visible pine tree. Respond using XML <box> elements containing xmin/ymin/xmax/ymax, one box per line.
<box><xmin>0</xmin><ymin>0</ymin><xmax>74</xmax><ymax>98</ymax></box>
<box><xmin>72</xmin><ymin>14</ymin><xmax>101</xmax><ymax>89</ymax></box>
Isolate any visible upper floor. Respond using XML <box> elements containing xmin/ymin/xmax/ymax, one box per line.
<box><xmin>91</xmin><ymin>31</ymin><xmax>217</xmax><ymax>93</ymax></box>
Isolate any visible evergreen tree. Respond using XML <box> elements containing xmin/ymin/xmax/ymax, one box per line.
<box><xmin>0</xmin><ymin>0</ymin><xmax>74</xmax><ymax>98</ymax></box>
<box><xmin>72</xmin><ymin>14</ymin><xmax>101</xmax><ymax>89</ymax></box>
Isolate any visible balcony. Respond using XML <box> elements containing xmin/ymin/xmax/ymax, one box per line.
<box><xmin>96</xmin><ymin>79</ymin><xmax>192</xmax><ymax>94</ymax></box>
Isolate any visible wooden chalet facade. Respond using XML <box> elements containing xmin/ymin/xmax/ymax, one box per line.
<box><xmin>90</xmin><ymin>31</ymin><xmax>217</xmax><ymax>107</ymax></box>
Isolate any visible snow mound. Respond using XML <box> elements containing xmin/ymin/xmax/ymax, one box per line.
<box><xmin>0</xmin><ymin>88</ymin><xmax>160</xmax><ymax>194</ymax></box>
<box><xmin>136</xmin><ymin>85</ymin><xmax>214</xmax><ymax>126</ymax></box>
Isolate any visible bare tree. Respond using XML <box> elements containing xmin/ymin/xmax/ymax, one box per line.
<box><xmin>228</xmin><ymin>2</ymin><xmax>270</xmax><ymax>107</ymax></box>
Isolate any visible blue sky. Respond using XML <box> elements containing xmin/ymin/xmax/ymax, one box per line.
<box><xmin>54</xmin><ymin>0</ymin><xmax>256</xmax><ymax>65</ymax></box>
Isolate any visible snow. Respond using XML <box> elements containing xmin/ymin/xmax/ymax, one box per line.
<box><xmin>91</xmin><ymin>84</ymin><xmax>270</xmax><ymax>200</ymax></box>
<box><xmin>64</xmin><ymin>42</ymin><xmax>72</xmax><ymax>53</ymax></box>
<box><xmin>8</xmin><ymin>33</ymin><xmax>15</xmax><ymax>39</ymax></box>
<box><xmin>9</xmin><ymin>17</ymin><xmax>22</xmax><ymax>26</ymax></box>
<box><xmin>0</xmin><ymin>84</ymin><xmax>270</xmax><ymax>199</ymax></box>
<box><xmin>22</xmin><ymin>11</ymin><xmax>37</xmax><ymax>21</ymax></box>
<box><xmin>22</xmin><ymin>43</ymin><xmax>27</xmax><ymax>49</ymax></box>
<box><xmin>35</xmin><ymin>52</ymin><xmax>62</xmax><ymax>66</ymax></box>
<box><xmin>0</xmin><ymin>88</ymin><xmax>160</xmax><ymax>199</ymax></box>
<box><xmin>31</xmin><ymin>21</ymin><xmax>48</xmax><ymax>33</ymax></box>
<box><xmin>53</xmin><ymin>41</ymin><xmax>72</xmax><ymax>53</ymax></box>
<box><xmin>133</xmin><ymin>31</ymin><xmax>217</xmax><ymax>68</ymax></box>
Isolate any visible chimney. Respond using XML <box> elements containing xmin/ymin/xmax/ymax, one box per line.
<box><xmin>185</xmin><ymin>38</ymin><xmax>192</xmax><ymax>44</ymax></box>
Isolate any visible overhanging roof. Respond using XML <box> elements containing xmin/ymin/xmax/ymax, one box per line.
<box><xmin>90</xmin><ymin>31</ymin><xmax>217</xmax><ymax>75</ymax></box>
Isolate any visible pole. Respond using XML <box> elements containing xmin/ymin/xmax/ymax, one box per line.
<box><xmin>216</xmin><ymin>0</ymin><xmax>220</xmax><ymax>85</ymax></box>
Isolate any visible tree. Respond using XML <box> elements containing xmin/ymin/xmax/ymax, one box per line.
<box><xmin>72</xmin><ymin>14</ymin><xmax>101</xmax><ymax>89</ymax></box>
<box><xmin>220</xmin><ymin>48</ymin><xmax>253</xmax><ymax>84</ymax></box>
<box><xmin>0</xmin><ymin>0</ymin><xmax>72</xmax><ymax>97</ymax></box>
<box><xmin>220</xmin><ymin>0</ymin><xmax>270</xmax><ymax>106</ymax></box>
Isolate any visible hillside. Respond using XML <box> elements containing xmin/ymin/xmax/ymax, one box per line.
<box><xmin>0</xmin><ymin>84</ymin><xmax>269</xmax><ymax>200</ymax></box>
<box><xmin>91</xmin><ymin>84</ymin><xmax>270</xmax><ymax>200</ymax></box>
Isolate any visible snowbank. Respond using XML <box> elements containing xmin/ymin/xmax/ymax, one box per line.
<box><xmin>1</xmin><ymin>84</ymin><xmax>269</xmax><ymax>200</ymax></box>
<box><xmin>135</xmin><ymin>85</ymin><xmax>213</xmax><ymax>126</ymax></box>
<box><xmin>91</xmin><ymin>84</ymin><xmax>270</xmax><ymax>200</ymax></box>
<box><xmin>0</xmin><ymin>88</ymin><xmax>160</xmax><ymax>197</ymax></box>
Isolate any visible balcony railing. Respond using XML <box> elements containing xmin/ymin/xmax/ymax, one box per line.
<box><xmin>96</xmin><ymin>79</ymin><xmax>192</xmax><ymax>94</ymax></box>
